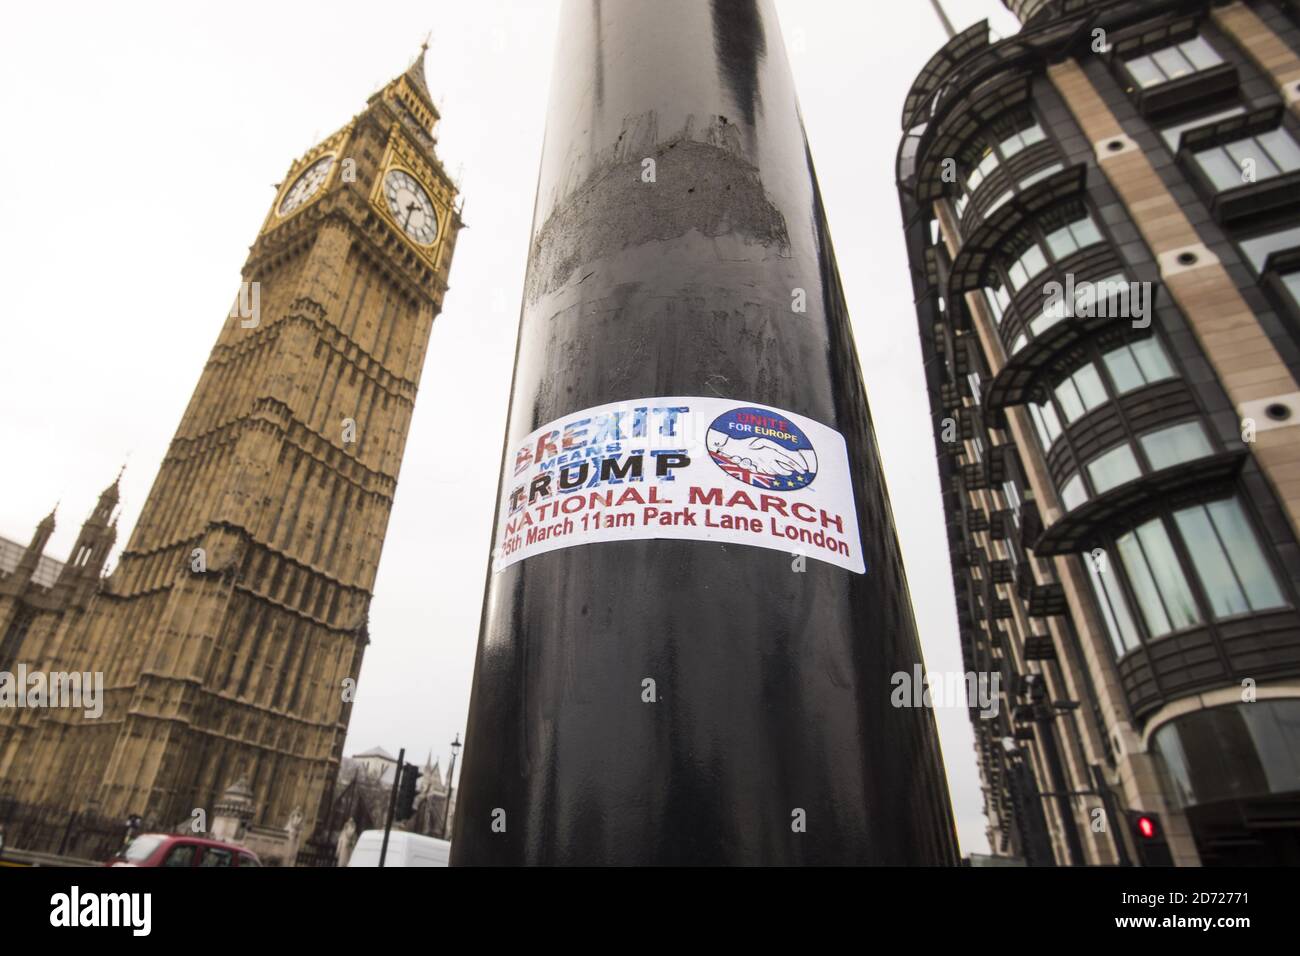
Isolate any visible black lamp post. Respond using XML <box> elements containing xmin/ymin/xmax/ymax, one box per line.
<box><xmin>452</xmin><ymin>0</ymin><xmax>958</xmax><ymax>865</ymax></box>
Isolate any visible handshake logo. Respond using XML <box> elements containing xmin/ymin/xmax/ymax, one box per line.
<box><xmin>707</xmin><ymin>406</ymin><xmax>818</xmax><ymax>492</ymax></box>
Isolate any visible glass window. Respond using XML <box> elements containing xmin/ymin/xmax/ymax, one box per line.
<box><xmin>1103</xmin><ymin>338</ymin><xmax>1176</xmax><ymax>392</ymax></box>
<box><xmin>1045</xmin><ymin>215</ymin><xmax>1104</xmax><ymax>260</ymax></box>
<box><xmin>1116</xmin><ymin>518</ymin><xmax>1202</xmax><ymax>637</ymax></box>
<box><xmin>954</xmin><ymin>191</ymin><xmax>970</xmax><ymax>219</ymax></box>
<box><xmin>1154</xmin><ymin>701</ymin><xmax>1300</xmax><ymax>810</ymax></box>
<box><xmin>1087</xmin><ymin>553</ymin><xmax>1142</xmax><ymax>655</ymax></box>
<box><xmin>1087</xmin><ymin>443</ymin><xmax>1141</xmax><ymax>494</ymax></box>
<box><xmin>1076</xmin><ymin>273</ymin><xmax>1129</xmax><ymax>317</ymax></box>
<box><xmin>1195</xmin><ymin>128</ymin><xmax>1300</xmax><ymax>192</ymax></box>
<box><xmin>1284</xmin><ymin>271</ymin><xmax>1300</xmax><ymax>306</ymax></box>
<box><xmin>1000</xmin><ymin>123</ymin><xmax>1046</xmax><ymax>157</ymax></box>
<box><xmin>1160</xmin><ymin>106</ymin><xmax>1246</xmax><ymax>151</ymax></box>
<box><xmin>966</xmin><ymin>150</ymin><xmax>1000</xmax><ymax>192</ymax></box>
<box><xmin>201</xmin><ymin>847</ymin><xmax>235</xmax><ymax>868</ymax></box>
<box><xmin>1152</xmin><ymin>47</ymin><xmax>1193</xmax><ymax>82</ymax></box>
<box><xmin>1240</xmin><ymin>227</ymin><xmax>1300</xmax><ymax>272</ymax></box>
<box><xmin>1053</xmin><ymin>363</ymin><xmax>1108</xmax><ymax>423</ymax></box>
<box><xmin>1181</xmin><ymin>36</ymin><xmax>1223</xmax><ymax>71</ymax></box>
<box><xmin>1060</xmin><ymin>473</ymin><xmax>1088</xmax><ymax>511</ymax></box>
<box><xmin>123</xmin><ymin>835</ymin><xmax>166</xmax><ymax>863</ymax></box>
<box><xmin>1126</xmin><ymin>36</ymin><xmax>1223</xmax><ymax>89</ymax></box>
<box><xmin>1045</xmin><ymin>229</ymin><xmax>1079</xmax><ymax>265</ymax></box>
<box><xmin>1011</xmin><ymin>333</ymin><xmax>1028</xmax><ymax>355</ymax></box>
<box><xmin>164</xmin><ymin>844</ymin><xmax>197</xmax><ymax>868</ymax></box>
<box><xmin>1225</xmin><ymin>138</ymin><xmax>1280</xmax><ymax>179</ymax></box>
<box><xmin>1029</xmin><ymin>303</ymin><xmax>1066</xmax><ymax>337</ymax></box>
<box><xmin>1054</xmin><ymin>378</ymin><xmax>1084</xmax><ymax>420</ymax></box>
<box><xmin>1195</xmin><ymin>146</ymin><xmax>1246</xmax><ymax>191</ymax></box>
<box><xmin>1258</xmin><ymin>128</ymin><xmax>1300</xmax><ymax>171</ymax></box>
<box><xmin>1174</xmin><ymin>498</ymin><xmax>1287</xmax><ymax>617</ymax></box>
<box><xmin>984</xmin><ymin>284</ymin><xmax>1010</xmax><ymax>324</ymax></box>
<box><xmin>1125</xmin><ymin>56</ymin><xmax>1165</xmax><ymax>89</ymax></box>
<box><xmin>985</xmin><ymin>190</ymin><xmax>1014</xmax><ymax>217</ymax></box>
<box><xmin>1006</xmin><ymin>244</ymin><xmax>1048</xmax><ymax>291</ymax></box>
<box><xmin>1020</xmin><ymin>163</ymin><xmax>1064</xmax><ymax>190</ymax></box>
<box><xmin>1002</xmin><ymin>479</ymin><xmax>1022</xmax><ymax>516</ymax></box>
<box><xmin>1139</xmin><ymin>421</ymin><xmax>1213</xmax><ymax>470</ymax></box>
<box><xmin>1075</xmin><ymin>363</ymin><xmax>1109</xmax><ymax>409</ymax></box>
<box><xmin>1239</xmin><ymin>225</ymin><xmax>1300</xmax><ymax>272</ymax></box>
<box><xmin>1029</xmin><ymin>400</ymin><xmax>1062</xmax><ymax>450</ymax></box>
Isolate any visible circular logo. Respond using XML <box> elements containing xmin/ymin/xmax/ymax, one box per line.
<box><xmin>706</xmin><ymin>406</ymin><xmax>818</xmax><ymax>491</ymax></box>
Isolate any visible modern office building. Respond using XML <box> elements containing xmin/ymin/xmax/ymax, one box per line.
<box><xmin>899</xmin><ymin>0</ymin><xmax>1300</xmax><ymax>864</ymax></box>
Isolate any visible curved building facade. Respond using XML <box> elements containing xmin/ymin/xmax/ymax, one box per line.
<box><xmin>898</xmin><ymin>0</ymin><xmax>1300</xmax><ymax>864</ymax></box>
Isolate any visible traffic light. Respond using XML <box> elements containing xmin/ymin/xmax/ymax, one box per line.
<box><xmin>1126</xmin><ymin>810</ymin><xmax>1173</xmax><ymax>866</ymax></box>
<box><xmin>395</xmin><ymin>763</ymin><xmax>421</xmax><ymax>820</ymax></box>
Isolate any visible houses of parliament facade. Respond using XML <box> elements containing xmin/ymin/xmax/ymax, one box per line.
<box><xmin>0</xmin><ymin>49</ymin><xmax>460</xmax><ymax>854</ymax></box>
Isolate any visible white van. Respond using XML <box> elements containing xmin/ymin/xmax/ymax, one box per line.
<box><xmin>346</xmin><ymin>830</ymin><xmax>450</xmax><ymax>867</ymax></box>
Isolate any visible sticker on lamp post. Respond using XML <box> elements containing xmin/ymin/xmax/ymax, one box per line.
<box><xmin>493</xmin><ymin>396</ymin><xmax>865</xmax><ymax>574</ymax></box>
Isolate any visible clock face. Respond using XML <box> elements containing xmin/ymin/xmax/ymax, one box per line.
<box><xmin>383</xmin><ymin>169</ymin><xmax>439</xmax><ymax>245</ymax></box>
<box><xmin>278</xmin><ymin>156</ymin><xmax>334</xmax><ymax>216</ymax></box>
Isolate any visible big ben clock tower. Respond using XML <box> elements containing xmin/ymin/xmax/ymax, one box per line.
<box><xmin>0</xmin><ymin>45</ymin><xmax>462</xmax><ymax>848</ymax></box>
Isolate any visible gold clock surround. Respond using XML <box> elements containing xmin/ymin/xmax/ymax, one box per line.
<box><xmin>369</xmin><ymin>124</ymin><xmax>452</xmax><ymax>268</ymax></box>
<box><xmin>277</xmin><ymin>154</ymin><xmax>337</xmax><ymax>218</ymax></box>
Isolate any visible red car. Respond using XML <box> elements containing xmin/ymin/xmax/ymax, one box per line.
<box><xmin>105</xmin><ymin>834</ymin><xmax>261</xmax><ymax>867</ymax></box>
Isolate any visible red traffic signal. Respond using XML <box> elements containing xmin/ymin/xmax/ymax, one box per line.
<box><xmin>1125</xmin><ymin>810</ymin><xmax>1173</xmax><ymax>866</ymax></box>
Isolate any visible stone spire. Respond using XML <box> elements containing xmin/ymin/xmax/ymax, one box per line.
<box><xmin>55</xmin><ymin>471</ymin><xmax>121</xmax><ymax>598</ymax></box>
<box><xmin>404</xmin><ymin>37</ymin><xmax>433</xmax><ymax>104</ymax></box>
<box><xmin>11</xmin><ymin>505</ymin><xmax>58</xmax><ymax>587</ymax></box>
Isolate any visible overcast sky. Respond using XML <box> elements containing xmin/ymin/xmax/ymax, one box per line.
<box><xmin>0</xmin><ymin>0</ymin><xmax>1021</xmax><ymax>854</ymax></box>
